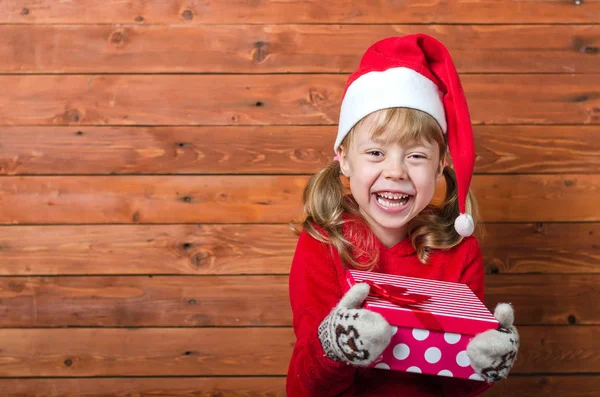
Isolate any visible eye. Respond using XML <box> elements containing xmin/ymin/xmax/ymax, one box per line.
<box><xmin>409</xmin><ymin>153</ymin><xmax>428</xmax><ymax>160</ymax></box>
<box><xmin>368</xmin><ymin>150</ymin><xmax>383</xmax><ymax>157</ymax></box>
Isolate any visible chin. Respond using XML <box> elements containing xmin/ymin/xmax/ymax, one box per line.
<box><xmin>363</xmin><ymin>205</ymin><xmax>413</xmax><ymax>231</ymax></box>
<box><xmin>375</xmin><ymin>216</ymin><xmax>411</xmax><ymax>231</ymax></box>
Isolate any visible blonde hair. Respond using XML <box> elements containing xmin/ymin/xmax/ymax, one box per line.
<box><xmin>291</xmin><ymin>107</ymin><xmax>482</xmax><ymax>269</ymax></box>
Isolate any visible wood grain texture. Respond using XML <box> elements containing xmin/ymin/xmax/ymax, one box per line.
<box><xmin>0</xmin><ymin>223</ymin><xmax>597</xmax><ymax>276</ymax></box>
<box><xmin>0</xmin><ymin>328</ymin><xmax>294</xmax><ymax>377</ymax></box>
<box><xmin>482</xmin><ymin>223</ymin><xmax>600</xmax><ymax>274</ymax></box>
<box><xmin>0</xmin><ymin>224</ymin><xmax>296</xmax><ymax>275</ymax></box>
<box><xmin>0</xmin><ymin>75</ymin><xmax>599</xmax><ymax>126</ymax></box>
<box><xmin>484</xmin><ymin>275</ymin><xmax>600</xmax><ymax>326</ymax></box>
<box><xmin>0</xmin><ymin>175</ymin><xmax>306</xmax><ymax>224</ymax></box>
<box><xmin>486</xmin><ymin>376</ymin><xmax>600</xmax><ymax>397</ymax></box>
<box><xmin>0</xmin><ymin>376</ymin><xmax>598</xmax><ymax>397</ymax></box>
<box><xmin>0</xmin><ymin>275</ymin><xmax>596</xmax><ymax>327</ymax></box>
<box><xmin>1</xmin><ymin>175</ymin><xmax>598</xmax><ymax>224</ymax></box>
<box><xmin>0</xmin><ymin>275</ymin><xmax>291</xmax><ymax>327</ymax></box>
<box><xmin>1</xmin><ymin>126</ymin><xmax>599</xmax><ymax>175</ymax></box>
<box><xmin>0</xmin><ymin>24</ymin><xmax>598</xmax><ymax>74</ymax></box>
<box><xmin>1</xmin><ymin>1</ymin><xmax>598</xmax><ymax>24</ymax></box>
<box><xmin>0</xmin><ymin>378</ymin><xmax>288</xmax><ymax>397</ymax></box>
<box><xmin>0</xmin><ymin>327</ymin><xmax>595</xmax><ymax>376</ymax></box>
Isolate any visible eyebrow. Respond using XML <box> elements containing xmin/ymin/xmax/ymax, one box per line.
<box><xmin>359</xmin><ymin>138</ymin><xmax>432</xmax><ymax>150</ymax></box>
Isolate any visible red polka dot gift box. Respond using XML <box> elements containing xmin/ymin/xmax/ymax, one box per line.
<box><xmin>345</xmin><ymin>270</ymin><xmax>499</xmax><ymax>381</ymax></box>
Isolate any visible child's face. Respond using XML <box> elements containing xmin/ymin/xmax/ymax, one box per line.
<box><xmin>337</xmin><ymin>117</ymin><xmax>443</xmax><ymax>247</ymax></box>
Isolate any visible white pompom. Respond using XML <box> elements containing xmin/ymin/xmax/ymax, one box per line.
<box><xmin>494</xmin><ymin>303</ymin><xmax>515</xmax><ymax>328</ymax></box>
<box><xmin>454</xmin><ymin>213</ymin><xmax>474</xmax><ymax>237</ymax></box>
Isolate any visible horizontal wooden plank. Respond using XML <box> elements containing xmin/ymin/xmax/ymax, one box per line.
<box><xmin>0</xmin><ymin>275</ymin><xmax>596</xmax><ymax>327</ymax></box>
<box><xmin>0</xmin><ymin>224</ymin><xmax>295</xmax><ymax>275</ymax></box>
<box><xmin>0</xmin><ymin>175</ymin><xmax>306</xmax><ymax>224</ymax></box>
<box><xmin>0</xmin><ymin>223</ymin><xmax>597</xmax><ymax>276</ymax></box>
<box><xmin>482</xmin><ymin>223</ymin><xmax>600</xmax><ymax>274</ymax></box>
<box><xmin>487</xmin><ymin>376</ymin><xmax>600</xmax><ymax>397</ymax></box>
<box><xmin>474</xmin><ymin>126</ymin><xmax>600</xmax><ymax>174</ymax></box>
<box><xmin>0</xmin><ymin>75</ymin><xmax>599</xmax><ymax>126</ymax></box>
<box><xmin>1</xmin><ymin>1</ymin><xmax>598</xmax><ymax>24</ymax></box>
<box><xmin>473</xmin><ymin>174</ymin><xmax>600</xmax><ymax>223</ymax></box>
<box><xmin>0</xmin><ymin>376</ymin><xmax>598</xmax><ymax>397</ymax></box>
<box><xmin>0</xmin><ymin>175</ymin><xmax>598</xmax><ymax>224</ymax></box>
<box><xmin>484</xmin><ymin>275</ymin><xmax>600</xmax><ymax>325</ymax></box>
<box><xmin>0</xmin><ymin>275</ymin><xmax>291</xmax><ymax>327</ymax></box>
<box><xmin>1</xmin><ymin>25</ymin><xmax>598</xmax><ymax>74</ymax></box>
<box><xmin>0</xmin><ymin>328</ymin><xmax>292</xmax><ymax>376</ymax></box>
<box><xmin>0</xmin><ymin>327</ymin><xmax>595</xmax><ymax>376</ymax></box>
<box><xmin>0</xmin><ymin>378</ymin><xmax>287</xmax><ymax>397</ymax></box>
<box><xmin>1</xmin><ymin>126</ymin><xmax>599</xmax><ymax>175</ymax></box>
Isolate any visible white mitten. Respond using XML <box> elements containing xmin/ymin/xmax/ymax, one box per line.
<box><xmin>318</xmin><ymin>283</ymin><xmax>393</xmax><ymax>367</ymax></box>
<box><xmin>467</xmin><ymin>303</ymin><xmax>520</xmax><ymax>382</ymax></box>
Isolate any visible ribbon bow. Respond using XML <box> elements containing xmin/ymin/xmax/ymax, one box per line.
<box><xmin>364</xmin><ymin>280</ymin><xmax>430</xmax><ymax>307</ymax></box>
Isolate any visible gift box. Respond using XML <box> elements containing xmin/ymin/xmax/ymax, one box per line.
<box><xmin>345</xmin><ymin>270</ymin><xmax>499</xmax><ymax>381</ymax></box>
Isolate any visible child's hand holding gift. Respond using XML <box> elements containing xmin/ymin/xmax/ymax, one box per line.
<box><xmin>467</xmin><ymin>303</ymin><xmax>520</xmax><ymax>382</ymax></box>
<box><xmin>318</xmin><ymin>283</ymin><xmax>393</xmax><ymax>367</ymax></box>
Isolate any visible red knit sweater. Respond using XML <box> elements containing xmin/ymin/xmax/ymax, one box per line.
<box><xmin>287</xmin><ymin>216</ymin><xmax>495</xmax><ymax>396</ymax></box>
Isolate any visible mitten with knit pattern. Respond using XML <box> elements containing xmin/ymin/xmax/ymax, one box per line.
<box><xmin>467</xmin><ymin>303</ymin><xmax>520</xmax><ymax>382</ymax></box>
<box><xmin>318</xmin><ymin>283</ymin><xmax>393</xmax><ymax>367</ymax></box>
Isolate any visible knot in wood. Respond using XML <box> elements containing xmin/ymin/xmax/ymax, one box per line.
<box><xmin>533</xmin><ymin>222</ymin><xmax>545</xmax><ymax>233</ymax></box>
<box><xmin>8</xmin><ymin>282</ymin><xmax>25</xmax><ymax>292</ymax></box>
<box><xmin>191</xmin><ymin>250</ymin><xmax>213</xmax><ymax>268</ymax></box>
<box><xmin>110</xmin><ymin>30</ymin><xmax>127</xmax><ymax>46</ymax></box>
<box><xmin>486</xmin><ymin>265</ymin><xmax>499</xmax><ymax>275</ymax></box>
<box><xmin>181</xmin><ymin>10</ymin><xmax>194</xmax><ymax>20</ymax></box>
<box><xmin>580</xmin><ymin>46</ymin><xmax>599</xmax><ymax>54</ymax></box>
<box><xmin>64</xmin><ymin>109</ymin><xmax>81</xmax><ymax>123</ymax></box>
<box><xmin>293</xmin><ymin>148</ymin><xmax>317</xmax><ymax>161</ymax></box>
<box><xmin>253</xmin><ymin>41</ymin><xmax>269</xmax><ymax>63</ymax></box>
<box><xmin>308</xmin><ymin>89</ymin><xmax>327</xmax><ymax>106</ymax></box>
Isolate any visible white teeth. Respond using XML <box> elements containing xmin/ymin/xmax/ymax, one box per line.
<box><xmin>377</xmin><ymin>195</ymin><xmax>407</xmax><ymax>208</ymax></box>
<box><xmin>377</xmin><ymin>192</ymin><xmax>409</xmax><ymax>200</ymax></box>
<box><xmin>375</xmin><ymin>192</ymin><xmax>411</xmax><ymax>208</ymax></box>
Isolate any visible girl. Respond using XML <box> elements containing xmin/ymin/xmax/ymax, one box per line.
<box><xmin>287</xmin><ymin>34</ymin><xmax>519</xmax><ymax>396</ymax></box>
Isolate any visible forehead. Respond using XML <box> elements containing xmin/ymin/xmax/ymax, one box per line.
<box><xmin>352</xmin><ymin>118</ymin><xmax>435</xmax><ymax>149</ymax></box>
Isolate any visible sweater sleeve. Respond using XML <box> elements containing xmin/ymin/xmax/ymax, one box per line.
<box><xmin>438</xmin><ymin>237</ymin><xmax>495</xmax><ymax>397</ymax></box>
<box><xmin>286</xmin><ymin>229</ymin><xmax>357</xmax><ymax>396</ymax></box>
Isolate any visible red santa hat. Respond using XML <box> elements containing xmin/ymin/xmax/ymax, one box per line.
<box><xmin>335</xmin><ymin>33</ymin><xmax>476</xmax><ymax>237</ymax></box>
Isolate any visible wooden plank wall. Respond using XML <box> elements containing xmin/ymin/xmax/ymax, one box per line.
<box><xmin>0</xmin><ymin>1</ymin><xmax>599</xmax><ymax>395</ymax></box>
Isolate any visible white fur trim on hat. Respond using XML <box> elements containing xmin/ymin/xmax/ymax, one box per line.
<box><xmin>335</xmin><ymin>67</ymin><xmax>447</xmax><ymax>151</ymax></box>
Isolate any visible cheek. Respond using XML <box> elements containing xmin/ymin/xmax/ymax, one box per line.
<box><xmin>348</xmin><ymin>166</ymin><xmax>379</xmax><ymax>197</ymax></box>
<box><xmin>412</xmin><ymin>170</ymin><xmax>438</xmax><ymax>197</ymax></box>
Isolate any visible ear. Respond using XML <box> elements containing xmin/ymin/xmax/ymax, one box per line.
<box><xmin>336</xmin><ymin>147</ymin><xmax>350</xmax><ymax>177</ymax></box>
<box><xmin>435</xmin><ymin>159</ymin><xmax>445</xmax><ymax>183</ymax></box>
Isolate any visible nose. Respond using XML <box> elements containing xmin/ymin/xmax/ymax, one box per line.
<box><xmin>383</xmin><ymin>160</ymin><xmax>407</xmax><ymax>180</ymax></box>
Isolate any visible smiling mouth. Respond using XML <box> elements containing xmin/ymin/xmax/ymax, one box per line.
<box><xmin>373</xmin><ymin>192</ymin><xmax>412</xmax><ymax>208</ymax></box>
